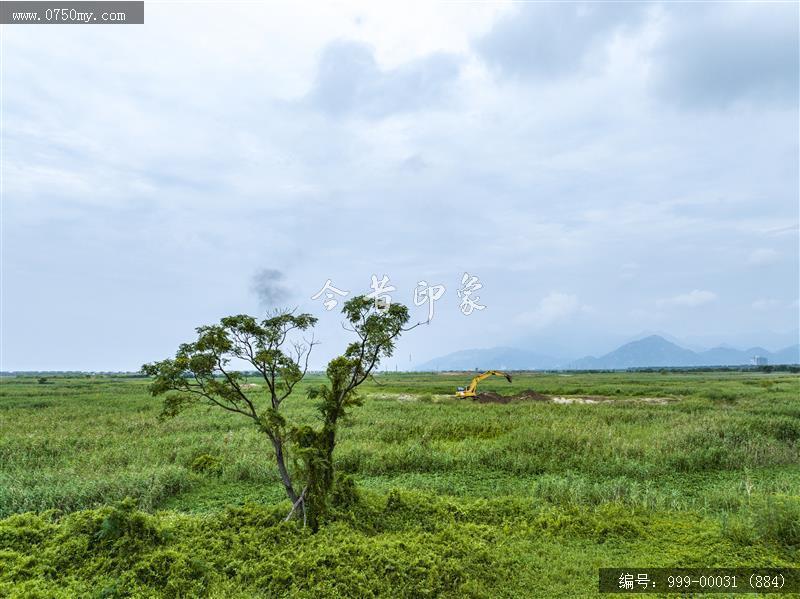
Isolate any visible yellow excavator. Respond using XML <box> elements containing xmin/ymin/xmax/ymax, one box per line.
<box><xmin>455</xmin><ymin>370</ymin><xmax>513</xmax><ymax>399</ymax></box>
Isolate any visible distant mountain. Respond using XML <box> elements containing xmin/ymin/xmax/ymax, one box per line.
<box><xmin>680</xmin><ymin>330</ymin><xmax>800</xmax><ymax>354</ymax></box>
<box><xmin>416</xmin><ymin>336</ymin><xmax>800</xmax><ymax>371</ymax></box>
<box><xmin>570</xmin><ymin>335</ymin><xmax>698</xmax><ymax>369</ymax></box>
<box><xmin>697</xmin><ymin>346</ymin><xmax>771</xmax><ymax>366</ymax></box>
<box><xmin>415</xmin><ymin>347</ymin><xmax>562</xmax><ymax>371</ymax></box>
<box><xmin>571</xmin><ymin>336</ymin><xmax>799</xmax><ymax>369</ymax></box>
<box><xmin>772</xmin><ymin>344</ymin><xmax>800</xmax><ymax>365</ymax></box>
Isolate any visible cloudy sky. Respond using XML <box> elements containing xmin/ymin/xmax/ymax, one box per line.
<box><xmin>3</xmin><ymin>1</ymin><xmax>798</xmax><ymax>371</ymax></box>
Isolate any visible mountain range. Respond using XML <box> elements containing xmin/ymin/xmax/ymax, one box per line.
<box><xmin>416</xmin><ymin>335</ymin><xmax>800</xmax><ymax>371</ymax></box>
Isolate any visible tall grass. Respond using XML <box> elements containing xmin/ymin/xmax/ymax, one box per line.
<box><xmin>0</xmin><ymin>372</ymin><xmax>798</xmax><ymax>597</ymax></box>
<box><xmin>0</xmin><ymin>372</ymin><xmax>797</xmax><ymax>517</ymax></box>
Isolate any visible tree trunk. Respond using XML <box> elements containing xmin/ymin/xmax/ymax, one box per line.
<box><xmin>272</xmin><ymin>437</ymin><xmax>298</xmax><ymax>504</ymax></box>
<box><xmin>305</xmin><ymin>395</ymin><xmax>343</xmax><ymax>531</ymax></box>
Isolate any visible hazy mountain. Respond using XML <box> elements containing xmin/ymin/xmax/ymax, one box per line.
<box><xmin>416</xmin><ymin>347</ymin><xmax>562</xmax><ymax>371</ymax></box>
<box><xmin>697</xmin><ymin>346</ymin><xmax>764</xmax><ymax>366</ymax></box>
<box><xmin>570</xmin><ymin>336</ymin><xmax>799</xmax><ymax>369</ymax></box>
<box><xmin>570</xmin><ymin>335</ymin><xmax>699</xmax><ymax>369</ymax></box>
<box><xmin>416</xmin><ymin>336</ymin><xmax>800</xmax><ymax>371</ymax></box>
<box><xmin>679</xmin><ymin>330</ymin><xmax>800</xmax><ymax>353</ymax></box>
<box><xmin>772</xmin><ymin>344</ymin><xmax>800</xmax><ymax>365</ymax></box>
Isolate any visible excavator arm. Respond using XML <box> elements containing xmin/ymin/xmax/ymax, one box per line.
<box><xmin>456</xmin><ymin>370</ymin><xmax>513</xmax><ymax>398</ymax></box>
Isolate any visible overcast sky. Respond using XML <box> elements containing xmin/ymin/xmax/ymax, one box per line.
<box><xmin>3</xmin><ymin>1</ymin><xmax>799</xmax><ymax>371</ymax></box>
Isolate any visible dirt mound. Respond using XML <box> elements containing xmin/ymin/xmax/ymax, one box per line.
<box><xmin>474</xmin><ymin>391</ymin><xmax>512</xmax><ymax>403</ymax></box>
<box><xmin>474</xmin><ymin>389</ymin><xmax>551</xmax><ymax>403</ymax></box>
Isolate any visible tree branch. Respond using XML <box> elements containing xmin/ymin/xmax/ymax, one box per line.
<box><xmin>284</xmin><ymin>485</ymin><xmax>308</xmax><ymax>523</ymax></box>
<box><xmin>186</xmin><ymin>377</ymin><xmax>251</xmax><ymax>418</ymax></box>
<box><xmin>217</xmin><ymin>358</ymin><xmax>258</xmax><ymax>419</ymax></box>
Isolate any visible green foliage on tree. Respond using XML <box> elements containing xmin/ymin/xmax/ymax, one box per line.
<box><xmin>141</xmin><ymin>311</ymin><xmax>318</xmax><ymax>506</ymax></box>
<box><xmin>294</xmin><ymin>295</ymin><xmax>411</xmax><ymax>530</ymax></box>
<box><xmin>142</xmin><ymin>297</ymin><xmax>413</xmax><ymax>530</ymax></box>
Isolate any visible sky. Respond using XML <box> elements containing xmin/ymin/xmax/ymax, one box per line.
<box><xmin>2</xmin><ymin>1</ymin><xmax>799</xmax><ymax>371</ymax></box>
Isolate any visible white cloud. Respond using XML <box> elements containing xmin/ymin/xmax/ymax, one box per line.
<box><xmin>516</xmin><ymin>292</ymin><xmax>583</xmax><ymax>328</ymax></box>
<box><xmin>658</xmin><ymin>290</ymin><xmax>717</xmax><ymax>308</ymax></box>
<box><xmin>747</xmin><ymin>248</ymin><xmax>780</xmax><ymax>266</ymax></box>
<box><xmin>651</xmin><ymin>2</ymin><xmax>799</xmax><ymax>109</ymax></box>
<box><xmin>3</xmin><ymin>3</ymin><xmax>798</xmax><ymax>370</ymax></box>
<box><xmin>307</xmin><ymin>41</ymin><xmax>461</xmax><ymax>118</ymax></box>
<box><xmin>475</xmin><ymin>2</ymin><xmax>650</xmax><ymax>81</ymax></box>
<box><xmin>752</xmin><ymin>298</ymin><xmax>781</xmax><ymax>311</ymax></box>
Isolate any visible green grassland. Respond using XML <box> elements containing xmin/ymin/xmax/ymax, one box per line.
<box><xmin>1</xmin><ymin>372</ymin><xmax>798</xmax><ymax>597</ymax></box>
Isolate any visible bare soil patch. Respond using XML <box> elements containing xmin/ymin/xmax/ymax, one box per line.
<box><xmin>472</xmin><ymin>392</ymin><xmax>674</xmax><ymax>405</ymax></box>
<box><xmin>550</xmin><ymin>396</ymin><xmax>607</xmax><ymax>404</ymax></box>
<box><xmin>474</xmin><ymin>389</ymin><xmax>551</xmax><ymax>403</ymax></box>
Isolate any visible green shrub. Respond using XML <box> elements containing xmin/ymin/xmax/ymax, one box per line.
<box><xmin>133</xmin><ymin>549</ymin><xmax>211</xmax><ymax>598</ymax></box>
<box><xmin>722</xmin><ymin>495</ymin><xmax>800</xmax><ymax>550</ymax></box>
<box><xmin>752</xmin><ymin>496</ymin><xmax>800</xmax><ymax>548</ymax></box>
<box><xmin>88</xmin><ymin>498</ymin><xmax>163</xmax><ymax>554</ymax></box>
<box><xmin>190</xmin><ymin>454</ymin><xmax>222</xmax><ymax>476</ymax></box>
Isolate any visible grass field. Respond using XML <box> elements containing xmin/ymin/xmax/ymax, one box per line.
<box><xmin>1</xmin><ymin>371</ymin><xmax>798</xmax><ymax>597</ymax></box>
